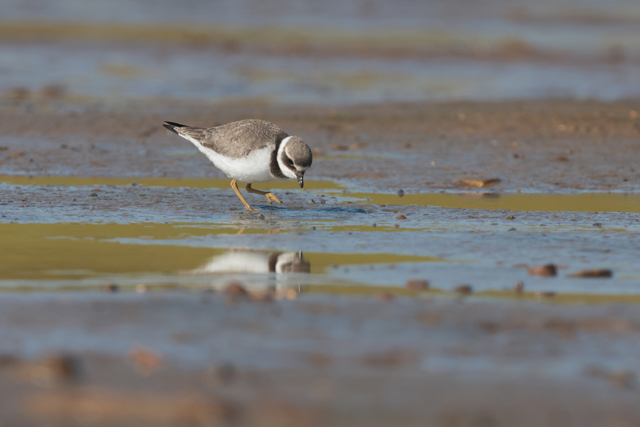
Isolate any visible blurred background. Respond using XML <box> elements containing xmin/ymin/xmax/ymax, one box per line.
<box><xmin>1</xmin><ymin>0</ymin><xmax>640</xmax><ymax>106</ymax></box>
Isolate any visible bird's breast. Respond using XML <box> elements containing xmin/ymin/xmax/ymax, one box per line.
<box><xmin>201</xmin><ymin>146</ymin><xmax>274</xmax><ymax>183</ymax></box>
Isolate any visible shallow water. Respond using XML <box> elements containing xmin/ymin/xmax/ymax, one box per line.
<box><xmin>2</xmin><ymin>41</ymin><xmax>639</xmax><ymax>105</ymax></box>
<box><xmin>1</xmin><ymin>177</ymin><xmax>639</xmax><ymax>298</ymax></box>
<box><xmin>0</xmin><ymin>175</ymin><xmax>345</xmax><ymax>190</ymax></box>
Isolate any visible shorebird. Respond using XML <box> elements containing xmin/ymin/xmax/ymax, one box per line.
<box><xmin>163</xmin><ymin>119</ymin><xmax>312</xmax><ymax>211</ymax></box>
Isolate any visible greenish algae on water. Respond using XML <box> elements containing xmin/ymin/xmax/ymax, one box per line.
<box><xmin>0</xmin><ymin>223</ymin><xmax>445</xmax><ymax>281</ymax></box>
<box><xmin>349</xmin><ymin>192</ymin><xmax>640</xmax><ymax>213</ymax></box>
<box><xmin>3</xmin><ymin>175</ymin><xmax>638</xmax><ymax>213</ymax></box>
<box><xmin>0</xmin><ymin>175</ymin><xmax>345</xmax><ymax>191</ymax></box>
<box><xmin>0</xmin><ymin>21</ymin><xmax>488</xmax><ymax>52</ymax></box>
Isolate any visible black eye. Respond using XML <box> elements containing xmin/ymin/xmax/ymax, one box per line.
<box><xmin>286</xmin><ymin>158</ymin><xmax>294</xmax><ymax>166</ymax></box>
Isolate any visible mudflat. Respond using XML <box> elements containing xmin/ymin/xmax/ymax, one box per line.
<box><xmin>1</xmin><ymin>97</ymin><xmax>640</xmax><ymax>426</ymax></box>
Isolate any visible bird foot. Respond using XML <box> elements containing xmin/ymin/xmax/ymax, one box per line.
<box><xmin>265</xmin><ymin>193</ymin><xmax>282</xmax><ymax>204</ymax></box>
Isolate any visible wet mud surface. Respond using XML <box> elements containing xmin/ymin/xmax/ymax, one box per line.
<box><xmin>1</xmin><ymin>0</ymin><xmax>640</xmax><ymax>423</ymax></box>
<box><xmin>2</xmin><ymin>293</ymin><xmax>640</xmax><ymax>426</ymax></box>
<box><xmin>1</xmin><ymin>98</ymin><xmax>640</xmax><ymax>425</ymax></box>
<box><xmin>1</xmin><ymin>99</ymin><xmax>640</xmax><ymax>192</ymax></box>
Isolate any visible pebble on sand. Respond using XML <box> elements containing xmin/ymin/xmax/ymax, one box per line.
<box><xmin>454</xmin><ymin>285</ymin><xmax>473</xmax><ymax>295</ymax></box>
<box><xmin>534</xmin><ymin>291</ymin><xmax>556</xmax><ymax>298</ymax></box>
<box><xmin>528</xmin><ymin>264</ymin><xmax>557</xmax><ymax>277</ymax></box>
<box><xmin>568</xmin><ymin>269</ymin><xmax>613</xmax><ymax>278</ymax></box>
<box><xmin>223</xmin><ymin>282</ymin><xmax>248</xmax><ymax>296</ymax></box>
<box><xmin>101</xmin><ymin>283</ymin><xmax>119</xmax><ymax>292</ymax></box>
<box><xmin>378</xmin><ymin>291</ymin><xmax>395</xmax><ymax>302</ymax></box>
<box><xmin>406</xmin><ymin>279</ymin><xmax>430</xmax><ymax>291</ymax></box>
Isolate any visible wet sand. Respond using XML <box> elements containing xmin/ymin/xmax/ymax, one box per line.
<box><xmin>0</xmin><ymin>97</ymin><xmax>639</xmax><ymax>425</ymax></box>
<box><xmin>3</xmin><ymin>293</ymin><xmax>640</xmax><ymax>427</ymax></box>
<box><xmin>2</xmin><ymin>98</ymin><xmax>640</xmax><ymax>192</ymax></box>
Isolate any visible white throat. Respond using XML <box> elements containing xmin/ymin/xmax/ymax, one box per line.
<box><xmin>277</xmin><ymin>136</ymin><xmax>298</xmax><ymax>179</ymax></box>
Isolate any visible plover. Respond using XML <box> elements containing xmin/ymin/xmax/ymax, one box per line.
<box><xmin>163</xmin><ymin>119</ymin><xmax>312</xmax><ymax>211</ymax></box>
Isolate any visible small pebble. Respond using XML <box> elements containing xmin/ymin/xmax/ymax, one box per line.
<box><xmin>406</xmin><ymin>279</ymin><xmax>430</xmax><ymax>291</ymax></box>
<box><xmin>378</xmin><ymin>292</ymin><xmax>395</xmax><ymax>302</ymax></box>
<box><xmin>101</xmin><ymin>283</ymin><xmax>119</xmax><ymax>292</ymax></box>
<box><xmin>30</xmin><ymin>354</ymin><xmax>81</xmax><ymax>387</ymax></box>
<box><xmin>40</xmin><ymin>84</ymin><xmax>66</xmax><ymax>98</ymax></box>
<box><xmin>129</xmin><ymin>346</ymin><xmax>163</xmax><ymax>375</ymax></box>
<box><xmin>397</xmin><ymin>189</ymin><xmax>405</xmax><ymax>197</ymax></box>
<box><xmin>514</xmin><ymin>281</ymin><xmax>524</xmax><ymax>293</ymax></box>
<box><xmin>210</xmin><ymin>363</ymin><xmax>236</xmax><ymax>385</ymax></box>
<box><xmin>569</xmin><ymin>269</ymin><xmax>613</xmax><ymax>278</ymax></box>
<box><xmin>506</xmin><ymin>215</ymin><xmax>515</xmax><ymax>220</ymax></box>
<box><xmin>249</xmin><ymin>290</ymin><xmax>274</xmax><ymax>303</ymax></box>
<box><xmin>8</xmin><ymin>86</ymin><xmax>29</xmax><ymax>100</ymax></box>
<box><xmin>223</xmin><ymin>282</ymin><xmax>248</xmax><ymax>296</ymax></box>
<box><xmin>276</xmin><ymin>288</ymin><xmax>298</xmax><ymax>300</ymax></box>
<box><xmin>534</xmin><ymin>291</ymin><xmax>556</xmax><ymax>298</ymax></box>
<box><xmin>395</xmin><ymin>214</ymin><xmax>407</xmax><ymax>220</ymax></box>
<box><xmin>528</xmin><ymin>264</ymin><xmax>557</xmax><ymax>277</ymax></box>
<box><xmin>349</xmin><ymin>142</ymin><xmax>368</xmax><ymax>150</ymax></box>
<box><xmin>455</xmin><ymin>285</ymin><xmax>473</xmax><ymax>295</ymax></box>
<box><xmin>609</xmin><ymin>371</ymin><xmax>636</xmax><ymax>389</ymax></box>
<box><xmin>372</xmin><ymin>223</ymin><xmax>377</xmax><ymax>228</ymax></box>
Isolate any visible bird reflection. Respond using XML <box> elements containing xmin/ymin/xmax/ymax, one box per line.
<box><xmin>190</xmin><ymin>250</ymin><xmax>310</xmax><ymax>276</ymax></box>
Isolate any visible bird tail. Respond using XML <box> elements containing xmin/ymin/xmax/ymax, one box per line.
<box><xmin>163</xmin><ymin>121</ymin><xmax>188</xmax><ymax>134</ymax></box>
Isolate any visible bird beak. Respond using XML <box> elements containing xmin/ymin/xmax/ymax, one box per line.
<box><xmin>297</xmin><ymin>173</ymin><xmax>304</xmax><ymax>188</ymax></box>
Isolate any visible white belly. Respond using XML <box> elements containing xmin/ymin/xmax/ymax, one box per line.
<box><xmin>183</xmin><ymin>135</ymin><xmax>279</xmax><ymax>183</ymax></box>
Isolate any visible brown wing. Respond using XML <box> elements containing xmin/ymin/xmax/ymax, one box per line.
<box><xmin>181</xmin><ymin>119</ymin><xmax>288</xmax><ymax>159</ymax></box>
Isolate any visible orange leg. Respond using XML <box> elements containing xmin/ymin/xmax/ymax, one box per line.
<box><xmin>230</xmin><ymin>179</ymin><xmax>258</xmax><ymax>211</ymax></box>
<box><xmin>246</xmin><ymin>183</ymin><xmax>282</xmax><ymax>205</ymax></box>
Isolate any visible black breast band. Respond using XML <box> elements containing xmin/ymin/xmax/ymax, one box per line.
<box><xmin>270</xmin><ymin>136</ymin><xmax>287</xmax><ymax>179</ymax></box>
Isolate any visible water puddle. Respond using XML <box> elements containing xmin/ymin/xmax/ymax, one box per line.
<box><xmin>2</xmin><ymin>19</ymin><xmax>640</xmax><ymax>104</ymax></box>
<box><xmin>2</xmin><ymin>178</ymin><xmax>639</xmax><ymax>300</ymax></box>
<box><xmin>0</xmin><ymin>223</ymin><xmax>446</xmax><ymax>285</ymax></box>
<box><xmin>3</xmin><ymin>175</ymin><xmax>639</xmax><ymax>214</ymax></box>
<box><xmin>349</xmin><ymin>192</ymin><xmax>640</xmax><ymax>214</ymax></box>
<box><xmin>0</xmin><ymin>175</ymin><xmax>345</xmax><ymax>191</ymax></box>
<box><xmin>2</xmin><ymin>221</ymin><xmax>639</xmax><ymax>301</ymax></box>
